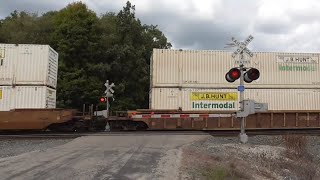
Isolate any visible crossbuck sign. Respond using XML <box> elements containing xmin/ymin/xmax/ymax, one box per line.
<box><xmin>104</xmin><ymin>80</ymin><xmax>115</xmax><ymax>97</ymax></box>
<box><xmin>231</xmin><ymin>35</ymin><xmax>254</xmax><ymax>60</ymax></box>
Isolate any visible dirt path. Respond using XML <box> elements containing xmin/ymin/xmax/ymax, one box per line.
<box><xmin>0</xmin><ymin>134</ymin><xmax>206</xmax><ymax>180</ymax></box>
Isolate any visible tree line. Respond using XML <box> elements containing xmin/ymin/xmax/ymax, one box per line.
<box><xmin>0</xmin><ymin>1</ymin><xmax>172</xmax><ymax>111</ymax></box>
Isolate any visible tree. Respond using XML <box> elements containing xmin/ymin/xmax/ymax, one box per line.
<box><xmin>0</xmin><ymin>1</ymin><xmax>172</xmax><ymax>112</ymax></box>
<box><xmin>107</xmin><ymin>1</ymin><xmax>171</xmax><ymax>111</ymax></box>
<box><xmin>52</xmin><ymin>2</ymin><xmax>106</xmax><ymax>109</ymax></box>
<box><xmin>0</xmin><ymin>11</ymin><xmax>39</xmax><ymax>44</ymax></box>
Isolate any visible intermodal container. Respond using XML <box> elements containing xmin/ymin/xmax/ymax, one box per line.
<box><xmin>151</xmin><ymin>49</ymin><xmax>320</xmax><ymax>88</ymax></box>
<box><xmin>0</xmin><ymin>86</ymin><xmax>56</xmax><ymax>111</ymax></box>
<box><xmin>0</xmin><ymin>44</ymin><xmax>58</xmax><ymax>88</ymax></box>
<box><xmin>150</xmin><ymin>88</ymin><xmax>320</xmax><ymax>111</ymax></box>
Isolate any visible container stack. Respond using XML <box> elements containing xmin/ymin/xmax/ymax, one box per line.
<box><xmin>150</xmin><ymin>49</ymin><xmax>320</xmax><ymax>111</ymax></box>
<box><xmin>0</xmin><ymin>44</ymin><xmax>58</xmax><ymax>111</ymax></box>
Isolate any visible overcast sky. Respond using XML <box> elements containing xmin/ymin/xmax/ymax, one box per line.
<box><xmin>1</xmin><ymin>0</ymin><xmax>320</xmax><ymax>52</ymax></box>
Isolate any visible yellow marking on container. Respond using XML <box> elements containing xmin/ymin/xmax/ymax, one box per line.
<box><xmin>0</xmin><ymin>89</ymin><xmax>2</xmax><ymax>100</ymax></box>
<box><xmin>190</xmin><ymin>92</ymin><xmax>238</xmax><ymax>101</ymax></box>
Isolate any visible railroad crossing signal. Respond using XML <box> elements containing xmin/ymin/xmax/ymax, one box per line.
<box><xmin>225</xmin><ymin>67</ymin><xmax>260</xmax><ymax>83</ymax></box>
<box><xmin>100</xmin><ymin>80</ymin><xmax>115</xmax><ymax>104</ymax></box>
<box><xmin>225</xmin><ymin>34</ymin><xmax>266</xmax><ymax>144</ymax></box>
<box><xmin>101</xmin><ymin>80</ymin><xmax>116</xmax><ymax>120</ymax></box>
<box><xmin>225</xmin><ymin>35</ymin><xmax>259</xmax><ymax>83</ymax></box>
<box><xmin>104</xmin><ymin>80</ymin><xmax>115</xmax><ymax>97</ymax></box>
<box><xmin>231</xmin><ymin>35</ymin><xmax>254</xmax><ymax>59</ymax></box>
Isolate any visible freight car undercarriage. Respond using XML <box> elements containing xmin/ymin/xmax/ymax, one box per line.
<box><xmin>106</xmin><ymin>110</ymin><xmax>320</xmax><ymax>131</ymax></box>
<box><xmin>0</xmin><ymin>108</ymin><xmax>105</xmax><ymax>132</ymax></box>
<box><xmin>1</xmin><ymin>108</ymin><xmax>320</xmax><ymax>132</ymax></box>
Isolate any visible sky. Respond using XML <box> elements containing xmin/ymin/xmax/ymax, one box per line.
<box><xmin>1</xmin><ymin>0</ymin><xmax>320</xmax><ymax>52</ymax></box>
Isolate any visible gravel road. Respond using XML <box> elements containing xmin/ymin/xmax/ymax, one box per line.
<box><xmin>2</xmin><ymin>134</ymin><xmax>318</xmax><ymax>180</ymax></box>
<box><xmin>0</xmin><ymin>134</ymin><xmax>206</xmax><ymax>180</ymax></box>
<box><xmin>0</xmin><ymin>138</ymin><xmax>73</xmax><ymax>158</ymax></box>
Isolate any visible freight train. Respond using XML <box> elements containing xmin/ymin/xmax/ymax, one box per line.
<box><xmin>0</xmin><ymin>45</ymin><xmax>320</xmax><ymax>131</ymax></box>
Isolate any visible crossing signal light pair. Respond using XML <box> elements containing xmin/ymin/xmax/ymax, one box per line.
<box><xmin>225</xmin><ymin>67</ymin><xmax>260</xmax><ymax>83</ymax></box>
<box><xmin>99</xmin><ymin>97</ymin><xmax>109</xmax><ymax>103</ymax></box>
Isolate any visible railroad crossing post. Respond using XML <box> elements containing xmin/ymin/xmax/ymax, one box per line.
<box><xmin>226</xmin><ymin>35</ymin><xmax>255</xmax><ymax>143</ymax></box>
<box><xmin>103</xmin><ymin>80</ymin><xmax>115</xmax><ymax>131</ymax></box>
<box><xmin>239</xmin><ymin>53</ymin><xmax>248</xmax><ymax>143</ymax></box>
<box><xmin>106</xmin><ymin>98</ymin><xmax>110</xmax><ymax>117</ymax></box>
<box><xmin>225</xmin><ymin>35</ymin><xmax>267</xmax><ymax>143</ymax></box>
<box><xmin>104</xmin><ymin>80</ymin><xmax>115</xmax><ymax>118</ymax></box>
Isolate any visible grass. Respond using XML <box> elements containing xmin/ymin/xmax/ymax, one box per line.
<box><xmin>199</xmin><ymin>157</ymin><xmax>252</xmax><ymax>180</ymax></box>
<box><xmin>201</xmin><ymin>165</ymin><xmax>248</xmax><ymax>180</ymax></box>
<box><xmin>202</xmin><ymin>167</ymin><xmax>228</xmax><ymax>180</ymax></box>
<box><xmin>182</xmin><ymin>148</ymin><xmax>250</xmax><ymax>180</ymax></box>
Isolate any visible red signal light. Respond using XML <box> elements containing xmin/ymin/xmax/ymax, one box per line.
<box><xmin>225</xmin><ymin>68</ymin><xmax>241</xmax><ymax>82</ymax></box>
<box><xmin>100</xmin><ymin>97</ymin><xmax>106</xmax><ymax>103</ymax></box>
<box><xmin>231</xmin><ymin>70</ymin><xmax>240</xmax><ymax>78</ymax></box>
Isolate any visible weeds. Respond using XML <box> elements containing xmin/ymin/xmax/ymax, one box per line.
<box><xmin>252</xmin><ymin>135</ymin><xmax>318</xmax><ymax>180</ymax></box>
<box><xmin>201</xmin><ymin>165</ymin><xmax>249</xmax><ymax>180</ymax></box>
<box><xmin>202</xmin><ymin>167</ymin><xmax>227</xmax><ymax>180</ymax></box>
<box><xmin>280</xmin><ymin>134</ymin><xmax>317</xmax><ymax>180</ymax></box>
<box><xmin>282</xmin><ymin>134</ymin><xmax>307</xmax><ymax>157</ymax></box>
<box><xmin>183</xmin><ymin>135</ymin><xmax>319</xmax><ymax>180</ymax></box>
<box><xmin>199</xmin><ymin>158</ymin><xmax>251</xmax><ymax>180</ymax></box>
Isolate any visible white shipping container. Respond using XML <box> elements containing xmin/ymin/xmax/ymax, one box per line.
<box><xmin>150</xmin><ymin>88</ymin><xmax>320</xmax><ymax>111</ymax></box>
<box><xmin>151</xmin><ymin>49</ymin><xmax>320</xmax><ymax>88</ymax></box>
<box><xmin>0</xmin><ymin>86</ymin><xmax>56</xmax><ymax>111</ymax></box>
<box><xmin>0</xmin><ymin>86</ymin><xmax>13</xmax><ymax>111</ymax></box>
<box><xmin>0</xmin><ymin>44</ymin><xmax>58</xmax><ymax>88</ymax></box>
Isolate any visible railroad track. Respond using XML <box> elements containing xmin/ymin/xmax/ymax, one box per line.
<box><xmin>0</xmin><ymin>129</ymin><xmax>320</xmax><ymax>139</ymax></box>
<box><xmin>211</xmin><ymin>129</ymin><xmax>320</xmax><ymax>136</ymax></box>
<box><xmin>0</xmin><ymin>131</ymin><xmax>208</xmax><ymax>138</ymax></box>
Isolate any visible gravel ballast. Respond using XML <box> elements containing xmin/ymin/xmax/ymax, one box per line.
<box><xmin>191</xmin><ymin>135</ymin><xmax>320</xmax><ymax>159</ymax></box>
<box><xmin>181</xmin><ymin>135</ymin><xmax>320</xmax><ymax>180</ymax></box>
<box><xmin>0</xmin><ymin>138</ymin><xmax>73</xmax><ymax>158</ymax></box>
